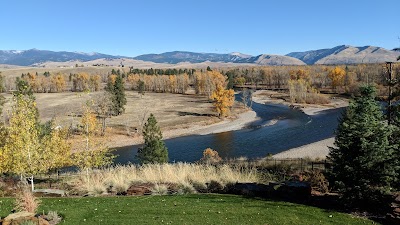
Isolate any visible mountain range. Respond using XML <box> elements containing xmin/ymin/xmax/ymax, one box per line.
<box><xmin>0</xmin><ymin>45</ymin><xmax>399</xmax><ymax>67</ymax></box>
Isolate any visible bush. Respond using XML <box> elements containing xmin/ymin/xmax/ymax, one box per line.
<box><xmin>14</xmin><ymin>188</ymin><xmax>41</xmax><ymax>213</ymax></box>
<box><xmin>302</xmin><ymin>170</ymin><xmax>329</xmax><ymax>193</ymax></box>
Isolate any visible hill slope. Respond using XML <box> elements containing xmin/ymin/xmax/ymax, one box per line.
<box><xmin>287</xmin><ymin>45</ymin><xmax>400</xmax><ymax>65</ymax></box>
<box><xmin>0</xmin><ymin>49</ymin><xmax>122</xmax><ymax>66</ymax></box>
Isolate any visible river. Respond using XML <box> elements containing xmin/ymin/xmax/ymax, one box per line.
<box><xmin>114</xmin><ymin>101</ymin><xmax>344</xmax><ymax>164</ymax></box>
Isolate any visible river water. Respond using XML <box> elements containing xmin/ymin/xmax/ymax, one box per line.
<box><xmin>114</xmin><ymin>101</ymin><xmax>344</xmax><ymax>164</ymax></box>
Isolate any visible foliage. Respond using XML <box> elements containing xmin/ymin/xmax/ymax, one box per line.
<box><xmin>106</xmin><ymin>74</ymin><xmax>127</xmax><ymax>115</ymax></box>
<box><xmin>15</xmin><ymin>77</ymin><xmax>34</xmax><ymax>96</ymax></box>
<box><xmin>0</xmin><ymin>95</ymin><xmax>72</xmax><ymax>190</ymax></box>
<box><xmin>14</xmin><ymin>188</ymin><xmax>41</xmax><ymax>213</ymax></box>
<box><xmin>137</xmin><ymin>79</ymin><xmax>145</xmax><ymax>97</ymax></box>
<box><xmin>327</xmin><ymin>85</ymin><xmax>398</xmax><ymax>204</ymax></box>
<box><xmin>200</xmin><ymin>148</ymin><xmax>222</xmax><ymax>163</ymax></box>
<box><xmin>137</xmin><ymin>114</ymin><xmax>168</xmax><ymax>164</ymax></box>
<box><xmin>46</xmin><ymin>211</ymin><xmax>62</xmax><ymax>225</ymax></box>
<box><xmin>302</xmin><ymin>170</ymin><xmax>329</xmax><ymax>193</ymax></box>
<box><xmin>288</xmin><ymin>78</ymin><xmax>329</xmax><ymax>104</ymax></box>
<box><xmin>0</xmin><ymin>72</ymin><xmax>5</xmax><ymax>93</ymax></box>
<box><xmin>210</xmin><ymin>85</ymin><xmax>235</xmax><ymax>117</ymax></box>
<box><xmin>72</xmin><ymin>103</ymin><xmax>114</xmax><ymax>171</ymax></box>
<box><xmin>328</xmin><ymin>67</ymin><xmax>346</xmax><ymax>92</ymax></box>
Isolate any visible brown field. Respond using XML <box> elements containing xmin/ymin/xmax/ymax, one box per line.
<box><xmin>1</xmin><ymin>90</ymin><xmax>248</xmax><ymax>148</ymax></box>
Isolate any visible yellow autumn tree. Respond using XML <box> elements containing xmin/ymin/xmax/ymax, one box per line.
<box><xmin>328</xmin><ymin>67</ymin><xmax>346</xmax><ymax>92</ymax></box>
<box><xmin>210</xmin><ymin>84</ymin><xmax>235</xmax><ymax>118</ymax></box>
<box><xmin>71</xmin><ymin>101</ymin><xmax>114</xmax><ymax>176</ymax></box>
<box><xmin>0</xmin><ymin>95</ymin><xmax>72</xmax><ymax>191</ymax></box>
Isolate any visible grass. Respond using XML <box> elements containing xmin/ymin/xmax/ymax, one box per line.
<box><xmin>0</xmin><ymin>194</ymin><xmax>375</xmax><ymax>225</ymax></box>
<box><xmin>67</xmin><ymin>163</ymin><xmax>259</xmax><ymax>196</ymax></box>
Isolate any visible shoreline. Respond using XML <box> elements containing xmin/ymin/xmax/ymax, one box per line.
<box><xmin>272</xmin><ymin>137</ymin><xmax>335</xmax><ymax>160</ymax></box>
<box><xmin>252</xmin><ymin>90</ymin><xmax>348</xmax><ymax>116</ymax></box>
<box><xmin>252</xmin><ymin>90</ymin><xmax>345</xmax><ymax>159</ymax></box>
<box><xmin>107</xmin><ymin>110</ymin><xmax>260</xmax><ymax>149</ymax></box>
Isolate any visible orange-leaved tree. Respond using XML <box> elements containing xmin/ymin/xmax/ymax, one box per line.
<box><xmin>201</xmin><ymin>148</ymin><xmax>222</xmax><ymax>163</ymax></box>
<box><xmin>328</xmin><ymin>67</ymin><xmax>346</xmax><ymax>93</ymax></box>
<box><xmin>210</xmin><ymin>84</ymin><xmax>235</xmax><ymax>118</ymax></box>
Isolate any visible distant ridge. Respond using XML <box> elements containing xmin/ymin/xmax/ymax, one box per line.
<box><xmin>286</xmin><ymin>45</ymin><xmax>400</xmax><ymax>65</ymax></box>
<box><xmin>0</xmin><ymin>49</ymin><xmax>122</xmax><ymax>66</ymax></box>
<box><xmin>0</xmin><ymin>45</ymin><xmax>399</xmax><ymax>67</ymax></box>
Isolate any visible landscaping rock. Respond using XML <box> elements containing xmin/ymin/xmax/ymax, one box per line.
<box><xmin>276</xmin><ymin>181</ymin><xmax>311</xmax><ymax>200</ymax></box>
<box><xmin>33</xmin><ymin>189</ymin><xmax>66</xmax><ymax>197</ymax></box>
<box><xmin>2</xmin><ymin>211</ymin><xmax>50</xmax><ymax>225</ymax></box>
<box><xmin>126</xmin><ymin>183</ymin><xmax>154</xmax><ymax>196</ymax></box>
<box><xmin>206</xmin><ymin>180</ymin><xmax>224</xmax><ymax>193</ymax></box>
<box><xmin>224</xmin><ymin>183</ymin><xmax>272</xmax><ymax>197</ymax></box>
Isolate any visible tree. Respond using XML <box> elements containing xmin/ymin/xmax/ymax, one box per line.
<box><xmin>200</xmin><ymin>148</ymin><xmax>222</xmax><ymax>164</ymax></box>
<box><xmin>138</xmin><ymin>79</ymin><xmax>145</xmax><ymax>97</ymax></box>
<box><xmin>106</xmin><ymin>74</ymin><xmax>127</xmax><ymax>115</ymax></box>
<box><xmin>210</xmin><ymin>84</ymin><xmax>235</xmax><ymax>118</ymax></box>
<box><xmin>328</xmin><ymin>67</ymin><xmax>346</xmax><ymax>93</ymax></box>
<box><xmin>0</xmin><ymin>72</ymin><xmax>5</xmax><ymax>93</ymax></box>
<box><xmin>137</xmin><ymin>114</ymin><xmax>168</xmax><ymax>164</ymax></box>
<box><xmin>327</xmin><ymin>86</ymin><xmax>398</xmax><ymax>205</ymax></box>
<box><xmin>0</xmin><ymin>95</ymin><xmax>71</xmax><ymax>191</ymax></box>
<box><xmin>241</xmin><ymin>88</ymin><xmax>253</xmax><ymax>109</ymax></box>
<box><xmin>71</xmin><ymin>102</ymin><xmax>114</xmax><ymax>175</ymax></box>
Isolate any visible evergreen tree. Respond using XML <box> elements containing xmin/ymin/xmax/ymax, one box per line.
<box><xmin>137</xmin><ymin>114</ymin><xmax>168</xmax><ymax>164</ymax></box>
<box><xmin>0</xmin><ymin>72</ymin><xmax>5</xmax><ymax>93</ymax></box>
<box><xmin>106</xmin><ymin>74</ymin><xmax>127</xmax><ymax>115</ymax></box>
<box><xmin>138</xmin><ymin>79</ymin><xmax>145</xmax><ymax>97</ymax></box>
<box><xmin>328</xmin><ymin>86</ymin><xmax>398</xmax><ymax>204</ymax></box>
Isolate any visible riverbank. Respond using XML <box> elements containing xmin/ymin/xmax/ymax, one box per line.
<box><xmin>252</xmin><ymin>90</ymin><xmax>345</xmax><ymax>159</ymax></box>
<box><xmin>106</xmin><ymin>110</ymin><xmax>260</xmax><ymax>149</ymax></box>
<box><xmin>252</xmin><ymin>90</ymin><xmax>348</xmax><ymax>116</ymax></box>
<box><xmin>272</xmin><ymin>137</ymin><xmax>335</xmax><ymax>160</ymax></box>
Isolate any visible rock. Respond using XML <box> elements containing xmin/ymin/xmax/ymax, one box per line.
<box><xmin>224</xmin><ymin>183</ymin><xmax>272</xmax><ymax>197</ymax></box>
<box><xmin>206</xmin><ymin>180</ymin><xmax>224</xmax><ymax>193</ymax></box>
<box><xmin>2</xmin><ymin>211</ymin><xmax>50</xmax><ymax>225</ymax></box>
<box><xmin>126</xmin><ymin>183</ymin><xmax>154</xmax><ymax>196</ymax></box>
<box><xmin>276</xmin><ymin>181</ymin><xmax>311</xmax><ymax>200</ymax></box>
<box><xmin>33</xmin><ymin>189</ymin><xmax>66</xmax><ymax>197</ymax></box>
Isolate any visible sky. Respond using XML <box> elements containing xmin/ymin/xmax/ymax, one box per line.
<box><xmin>0</xmin><ymin>0</ymin><xmax>399</xmax><ymax>57</ymax></box>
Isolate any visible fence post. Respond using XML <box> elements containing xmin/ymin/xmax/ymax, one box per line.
<box><xmin>311</xmin><ymin>161</ymin><xmax>314</xmax><ymax>170</ymax></box>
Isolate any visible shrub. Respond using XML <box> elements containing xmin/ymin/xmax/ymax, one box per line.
<box><xmin>14</xmin><ymin>188</ymin><xmax>41</xmax><ymax>213</ymax></box>
<box><xmin>302</xmin><ymin>170</ymin><xmax>329</xmax><ymax>193</ymax></box>
<box><xmin>47</xmin><ymin>211</ymin><xmax>62</xmax><ymax>225</ymax></box>
<box><xmin>200</xmin><ymin>148</ymin><xmax>222</xmax><ymax>163</ymax></box>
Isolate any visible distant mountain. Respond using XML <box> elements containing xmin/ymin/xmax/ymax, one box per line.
<box><xmin>133</xmin><ymin>51</ymin><xmax>304</xmax><ymax>65</ymax></box>
<box><xmin>237</xmin><ymin>54</ymin><xmax>305</xmax><ymax>66</ymax></box>
<box><xmin>0</xmin><ymin>49</ymin><xmax>122</xmax><ymax>66</ymax></box>
<box><xmin>286</xmin><ymin>45</ymin><xmax>400</xmax><ymax>65</ymax></box>
<box><xmin>1</xmin><ymin>46</ymin><xmax>399</xmax><ymax>67</ymax></box>
<box><xmin>133</xmin><ymin>51</ymin><xmax>252</xmax><ymax>64</ymax></box>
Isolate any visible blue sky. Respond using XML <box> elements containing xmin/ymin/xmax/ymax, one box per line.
<box><xmin>0</xmin><ymin>0</ymin><xmax>399</xmax><ymax>56</ymax></box>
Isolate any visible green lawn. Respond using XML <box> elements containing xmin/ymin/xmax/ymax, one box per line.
<box><xmin>0</xmin><ymin>194</ymin><xmax>375</xmax><ymax>225</ymax></box>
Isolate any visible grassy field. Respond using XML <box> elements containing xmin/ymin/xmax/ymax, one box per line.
<box><xmin>0</xmin><ymin>194</ymin><xmax>375</xmax><ymax>225</ymax></box>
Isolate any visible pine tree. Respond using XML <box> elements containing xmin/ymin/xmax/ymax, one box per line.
<box><xmin>328</xmin><ymin>86</ymin><xmax>398</xmax><ymax>204</ymax></box>
<box><xmin>137</xmin><ymin>114</ymin><xmax>168</xmax><ymax>164</ymax></box>
<box><xmin>106</xmin><ymin>74</ymin><xmax>127</xmax><ymax>115</ymax></box>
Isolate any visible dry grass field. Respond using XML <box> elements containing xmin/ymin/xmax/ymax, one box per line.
<box><xmin>1</xmin><ymin>90</ymin><xmax>248</xmax><ymax>148</ymax></box>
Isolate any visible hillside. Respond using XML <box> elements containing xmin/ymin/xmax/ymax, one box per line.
<box><xmin>287</xmin><ymin>45</ymin><xmax>400</xmax><ymax>65</ymax></box>
<box><xmin>0</xmin><ymin>49</ymin><xmax>122</xmax><ymax>66</ymax></box>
